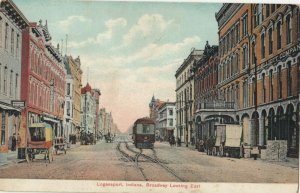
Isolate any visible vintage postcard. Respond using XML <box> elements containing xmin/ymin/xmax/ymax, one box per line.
<box><xmin>0</xmin><ymin>0</ymin><xmax>299</xmax><ymax>192</ymax></box>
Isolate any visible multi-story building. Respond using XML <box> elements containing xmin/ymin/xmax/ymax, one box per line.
<box><xmin>213</xmin><ymin>3</ymin><xmax>299</xmax><ymax>157</ymax></box>
<box><xmin>98</xmin><ymin>108</ymin><xmax>106</xmax><ymax>135</ymax></box>
<box><xmin>0</xmin><ymin>0</ymin><xmax>29</xmax><ymax>164</ymax></box>
<box><xmin>193</xmin><ymin>42</ymin><xmax>219</xmax><ymax>144</ymax></box>
<box><xmin>63</xmin><ymin>55</ymin><xmax>83</xmax><ymax>144</ymax></box>
<box><xmin>20</xmin><ymin>19</ymin><xmax>66</xmax><ymax>150</ymax></box>
<box><xmin>175</xmin><ymin>49</ymin><xmax>203</xmax><ymax>147</ymax></box>
<box><xmin>157</xmin><ymin>102</ymin><xmax>176</xmax><ymax>141</ymax></box>
<box><xmin>91</xmin><ymin>88</ymin><xmax>101</xmax><ymax>138</ymax></box>
<box><xmin>149</xmin><ymin>95</ymin><xmax>164</xmax><ymax>138</ymax></box>
<box><xmin>80</xmin><ymin>83</ymin><xmax>96</xmax><ymax>134</ymax></box>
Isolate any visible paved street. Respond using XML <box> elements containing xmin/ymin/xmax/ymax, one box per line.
<box><xmin>0</xmin><ymin>135</ymin><xmax>298</xmax><ymax>183</ymax></box>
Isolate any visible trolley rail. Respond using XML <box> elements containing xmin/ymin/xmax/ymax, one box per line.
<box><xmin>119</xmin><ymin>141</ymin><xmax>185</xmax><ymax>182</ymax></box>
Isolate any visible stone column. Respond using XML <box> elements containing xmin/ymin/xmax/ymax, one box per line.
<box><xmin>259</xmin><ymin>118</ymin><xmax>264</xmax><ymax>146</ymax></box>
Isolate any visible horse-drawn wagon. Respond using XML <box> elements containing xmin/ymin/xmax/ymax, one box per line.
<box><xmin>26</xmin><ymin>123</ymin><xmax>53</xmax><ymax>163</ymax></box>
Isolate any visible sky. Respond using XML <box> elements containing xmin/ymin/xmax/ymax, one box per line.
<box><xmin>14</xmin><ymin>0</ymin><xmax>222</xmax><ymax>133</ymax></box>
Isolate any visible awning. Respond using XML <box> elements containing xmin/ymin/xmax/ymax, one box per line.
<box><xmin>43</xmin><ymin>116</ymin><xmax>60</xmax><ymax>124</ymax></box>
<box><xmin>0</xmin><ymin>103</ymin><xmax>20</xmax><ymax>112</ymax></box>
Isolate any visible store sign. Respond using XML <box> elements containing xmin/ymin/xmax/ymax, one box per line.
<box><xmin>261</xmin><ymin>43</ymin><xmax>300</xmax><ymax>67</ymax></box>
<box><xmin>11</xmin><ymin>100</ymin><xmax>25</xmax><ymax>108</ymax></box>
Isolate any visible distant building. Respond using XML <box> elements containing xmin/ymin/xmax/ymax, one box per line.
<box><xmin>175</xmin><ymin>49</ymin><xmax>203</xmax><ymax>147</ymax></box>
<box><xmin>157</xmin><ymin>102</ymin><xmax>176</xmax><ymax>141</ymax></box>
<box><xmin>0</xmin><ymin>0</ymin><xmax>29</xmax><ymax>164</ymax></box>
<box><xmin>149</xmin><ymin>95</ymin><xmax>164</xmax><ymax>138</ymax></box>
<box><xmin>81</xmin><ymin>83</ymin><xmax>96</xmax><ymax>134</ymax></box>
<box><xmin>91</xmin><ymin>88</ymin><xmax>101</xmax><ymax>138</ymax></box>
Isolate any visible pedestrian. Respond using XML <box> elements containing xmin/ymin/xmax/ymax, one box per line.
<box><xmin>11</xmin><ymin>133</ymin><xmax>16</xmax><ymax>151</ymax></box>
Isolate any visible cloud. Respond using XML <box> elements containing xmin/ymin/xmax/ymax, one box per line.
<box><xmin>120</xmin><ymin>14</ymin><xmax>174</xmax><ymax>47</ymax></box>
<box><xmin>68</xmin><ymin>18</ymin><xmax>127</xmax><ymax>48</ymax></box>
<box><xmin>58</xmin><ymin>15</ymin><xmax>92</xmax><ymax>30</ymax></box>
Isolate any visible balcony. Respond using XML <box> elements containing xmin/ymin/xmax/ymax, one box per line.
<box><xmin>198</xmin><ymin>101</ymin><xmax>236</xmax><ymax>110</ymax></box>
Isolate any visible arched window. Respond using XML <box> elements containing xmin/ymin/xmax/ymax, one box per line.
<box><xmin>262</xmin><ymin>73</ymin><xmax>266</xmax><ymax>103</ymax></box>
<box><xmin>269</xmin><ymin>69</ymin><xmax>274</xmax><ymax>101</ymax></box>
<box><xmin>261</xmin><ymin>33</ymin><xmax>265</xmax><ymax>59</ymax></box>
<box><xmin>277</xmin><ymin>21</ymin><xmax>282</xmax><ymax>49</ymax></box>
<box><xmin>278</xmin><ymin>65</ymin><xmax>282</xmax><ymax>99</ymax></box>
<box><xmin>242</xmin><ymin>44</ymin><xmax>248</xmax><ymax>69</ymax></box>
<box><xmin>268</xmin><ymin>27</ymin><xmax>273</xmax><ymax>55</ymax></box>
<box><xmin>286</xmin><ymin>14</ymin><xmax>292</xmax><ymax>45</ymax></box>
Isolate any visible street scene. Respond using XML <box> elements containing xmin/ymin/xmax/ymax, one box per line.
<box><xmin>0</xmin><ymin>0</ymin><xmax>299</xmax><ymax>192</ymax></box>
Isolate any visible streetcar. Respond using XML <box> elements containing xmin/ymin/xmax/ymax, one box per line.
<box><xmin>132</xmin><ymin>117</ymin><xmax>155</xmax><ymax>149</ymax></box>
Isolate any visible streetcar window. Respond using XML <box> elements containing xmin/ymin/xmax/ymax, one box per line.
<box><xmin>136</xmin><ymin>124</ymin><xmax>154</xmax><ymax>134</ymax></box>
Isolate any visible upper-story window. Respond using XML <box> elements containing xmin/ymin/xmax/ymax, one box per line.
<box><xmin>261</xmin><ymin>33</ymin><xmax>265</xmax><ymax>59</ymax></box>
<box><xmin>266</xmin><ymin>5</ymin><xmax>270</xmax><ymax>17</ymax></box>
<box><xmin>268</xmin><ymin>28</ymin><xmax>273</xmax><ymax>55</ymax></box>
<box><xmin>262</xmin><ymin>73</ymin><xmax>266</xmax><ymax>103</ymax></box>
<box><xmin>252</xmin><ymin>41</ymin><xmax>256</xmax><ymax>64</ymax></box>
<box><xmin>254</xmin><ymin>4</ymin><xmax>263</xmax><ymax>27</ymax></box>
<box><xmin>287</xmin><ymin>61</ymin><xmax>292</xmax><ymax>97</ymax></box>
<box><xmin>5</xmin><ymin>23</ymin><xmax>8</xmax><ymax>49</ymax></box>
<box><xmin>15</xmin><ymin>73</ymin><xmax>18</xmax><ymax>98</ymax></box>
<box><xmin>252</xmin><ymin>77</ymin><xmax>256</xmax><ymax>106</ymax></box>
<box><xmin>277</xmin><ymin>21</ymin><xmax>282</xmax><ymax>49</ymax></box>
<box><xmin>286</xmin><ymin>14</ymin><xmax>292</xmax><ymax>45</ymax></box>
<box><xmin>269</xmin><ymin>69</ymin><xmax>274</xmax><ymax>101</ymax></box>
<box><xmin>11</xmin><ymin>28</ymin><xmax>14</xmax><ymax>54</ymax></box>
<box><xmin>3</xmin><ymin>67</ymin><xmax>7</xmax><ymax>94</ymax></box>
<box><xmin>278</xmin><ymin>66</ymin><xmax>282</xmax><ymax>99</ymax></box>
<box><xmin>0</xmin><ymin>17</ymin><xmax>2</xmax><ymax>47</ymax></box>
<box><xmin>169</xmin><ymin>109</ymin><xmax>173</xmax><ymax>116</ymax></box>
<box><xmin>235</xmin><ymin>22</ymin><xmax>240</xmax><ymax>43</ymax></box>
<box><xmin>242</xmin><ymin>44</ymin><xmax>248</xmax><ymax>69</ymax></box>
<box><xmin>16</xmin><ymin>34</ymin><xmax>19</xmax><ymax>58</ymax></box>
<box><xmin>9</xmin><ymin>70</ymin><xmax>13</xmax><ymax>97</ymax></box>
<box><xmin>242</xmin><ymin>14</ymin><xmax>248</xmax><ymax>37</ymax></box>
<box><xmin>271</xmin><ymin>4</ymin><xmax>275</xmax><ymax>13</ymax></box>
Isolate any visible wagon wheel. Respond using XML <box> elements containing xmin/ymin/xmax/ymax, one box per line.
<box><xmin>219</xmin><ymin>144</ymin><xmax>224</xmax><ymax>157</ymax></box>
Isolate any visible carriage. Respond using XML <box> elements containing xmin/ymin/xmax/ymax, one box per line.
<box><xmin>26</xmin><ymin>123</ymin><xmax>53</xmax><ymax>163</ymax></box>
<box><xmin>212</xmin><ymin>124</ymin><xmax>243</xmax><ymax>158</ymax></box>
<box><xmin>132</xmin><ymin>117</ymin><xmax>155</xmax><ymax>149</ymax></box>
<box><xmin>80</xmin><ymin>131</ymin><xmax>96</xmax><ymax>145</ymax></box>
<box><xmin>53</xmin><ymin>137</ymin><xmax>67</xmax><ymax>154</ymax></box>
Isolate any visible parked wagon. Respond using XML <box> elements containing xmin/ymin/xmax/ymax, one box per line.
<box><xmin>213</xmin><ymin>124</ymin><xmax>243</xmax><ymax>158</ymax></box>
<box><xmin>53</xmin><ymin>137</ymin><xmax>67</xmax><ymax>154</ymax></box>
<box><xmin>26</xmin><ymin>123</ymin><xmax>53</xmax><ymax>163</ymax></box>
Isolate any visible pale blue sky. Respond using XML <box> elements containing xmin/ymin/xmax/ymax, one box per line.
<box><xmin>14</xmin><ymin>0</ymin><xmax>222</xmax><ymax>132</ymax></box>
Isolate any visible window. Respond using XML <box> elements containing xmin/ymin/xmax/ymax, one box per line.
<box><xmin>0</xmin><ymin>17</ymin><xmax>2</xmax><ymax>47</ymax></box>
<box><xmin>16</xmin><ymin>34</ymin><xmax>19</xmax><ymax>58</ymax></box>
<box><xmin>3</xmin><ymin>67</ymin><xmax>7</xmax><ymax>94</ymax></box>
<box><xmin>261</xmin><ymin>33</ymin><xmax>265</xmax><ymax>59</ymax></box>
<box><xmin>255</xmin><ymin>4</ymin><xmax>263</xmax><ymax>27</ymax></box>
<box><xmin>169</xmin><ymin>109</ymin><xmax>173</xmax><ymax>116</ymax></box>
<box><xmin>266</xmin><ymin>5</ymin><xmax>270</xmax><ymax>17</ymax></box>
<box><xmin>15</xmin><ymin>74</ymin><xmax>18</xmax><ymax>98</ymax></box>
<box><xmin>278</xmin><ymin>66</ymin><xmax>282</xmax><ymax>99</ymax></box>
<box><xmin>242</xmin><ymin>14</ymin><xmax>248</xmax><ymax>37</ymax></box>
<box><xmin>11</xmin><ymin>29</ymin><xmax>14</xmax><ymax>53</ymax></box>
<box><xmin>277</xmin><ymin>21</ymin><xmax>282</xmax><ymax>49</ymax></box>
<box><xmin>268</xmin><ymin>28</ymin><xmax>273</xmax><ymax>55</ymax></box>
<box><xmin>286</xmin><ymin>14</ymin><xmax>292</xmax><ymax>45</ymax></box>
<box><xmin>269</xmin><ymin>69</ymin><xmax>273</xmax><ymax>101</ymax></box>
<box><xmin>242</xmin><ymin>45</ymin><xmax>248</xmax><ymax>69</ymax></box>
<box><xmin>236</xmin><ymin>53</ymin><xmax>239</xmax><ymax>72</ymax></box>
<box><xmin>271</xmin><ymin>4</ymin><xmax>275</xmax><ymax>13</ymax></box>
<box><xmin>262</xmin><ymin>73</ymin><xmax>266</xmax><ymax>103</ymax></box>
<box><xmin>5</xmin><ymin>23</ymin><xmax>8</xmax><ymax>49</ymax></box>
<box><xmin>231</xmin><ymin>29</ymin><xmax>235</xmax><ymax>48</ymax></box>
<box><xmin>169</xmin><ymin>119</ymin><xmax>173</xmax><ymax>127</ymax></box>
<box><xmin>67</xmin><ymin>83</ymin><xmax>71</xmax><ymax>95</ymax></box>
<box><xmin>9</xmin><ymin>70</ymin><xmax>13</xmax><ymax>96</ymax></box>
<box><xmin>243</xmin><ymin>79</ymin><xmax>248</xmax><ymax>108</ymax></box>
<box><xmin>252</xmin><ymin>77</ymin><xmax>256</xmax><ymax>106</ymax></box>
<box><xmin>287</xmin><ymin>62</ymin><xmax>292</xmax><ymax>96</ymax></box>
<box><xmin>252</xmin><ymin>41</ymin><xmax>256</xmax><ymax>64</ymax></box>
<box><xmin>235</xmin><ymin>22</ymin><xmax>240</xmax><ymax>43</ymax></box>
<box><xmin>1</xmin><ymin>111</ymin><xmax>5</xmax><ymax>145</ymax></box>
<box><xmin>67</xmin><ymin>101</ymin><xmax>70</xmax><ymax>116</ymax></box>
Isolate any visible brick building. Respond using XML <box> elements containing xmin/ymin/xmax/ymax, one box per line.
<box><xmin>20</xmin><ymin>20</ymin><xmax>66</xmax><ymax>149</ymax></box>
<box><xmin>214</xmin><ymin>4</ymin><xmax>299</xmax><ymax>157</ymax></box>
<box><xmin>0</xmin><ymin>0</ymin><xmax>29</xmax><ymax>164</ymax></box>
<box><xmin>193</xmin><ymin>41</ymin><xmax>219</xmax><ymax>144</ymax></box>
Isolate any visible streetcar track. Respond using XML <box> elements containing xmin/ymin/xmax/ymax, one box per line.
<box><xmin>124</xmin><ymin>141</ymin><xmax>186</xmax><ymax>182</ymax></box>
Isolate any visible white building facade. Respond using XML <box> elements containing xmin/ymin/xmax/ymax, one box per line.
<box><xmin>80</xmin><ymin>83</ymin><xmax>96</xmax><ymax>134</ymax></box>
<box><xmin>157</xmin><ymin>102</ymin><xmax>176</xmax><ymax>141</ymax></box>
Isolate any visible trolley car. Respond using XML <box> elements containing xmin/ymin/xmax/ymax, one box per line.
<box><xmin>132</xmin><ymin>117</ymin><xmax>155</xmax><ymax>149</ymax></box>
<box><xmin>26</xmin><ymin>123</ymin><xmax>53</xmax><ymax>163</ymax></box>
